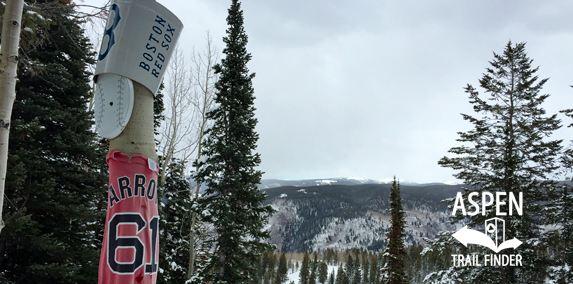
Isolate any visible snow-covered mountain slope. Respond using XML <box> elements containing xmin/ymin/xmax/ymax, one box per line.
<box><xmin>263</xmin><ymin>183</ymin><xmax>463</xmax><ymax>252</ymax></box>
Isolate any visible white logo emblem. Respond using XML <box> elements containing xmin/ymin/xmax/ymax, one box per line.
<box><xmin>453</xmin><ymin>217</ymin><xmax>522</xmax><ymax>253</ymax></box>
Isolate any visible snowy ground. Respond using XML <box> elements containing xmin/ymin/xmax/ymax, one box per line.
<box><xmin>284</xmin><ymin>261</ymin><xmax>570</xmax><ymax>284</ymax></box>
<box><xmin>286</xmin><ymin>263</ymin><xmax>339</xmax><ymax>284</ymax></box>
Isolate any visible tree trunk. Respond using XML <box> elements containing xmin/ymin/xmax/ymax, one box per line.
<box><xmin>0</xmin><ymin>0</ymin><xmax>24</xmax><ymax>234</ymax></box>
<box><xmin>187</xmin><ymin>119</ymin><xmax>205</xmax><ymax>278</ymax></box>
<box><xmin>187</xmin><ymin>33</ymin><xmax>217</xmax><ymax>278</ymax></box>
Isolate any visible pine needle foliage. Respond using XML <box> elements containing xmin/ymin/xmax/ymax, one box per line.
<box><xmin>192</xmin><ymin>0</ymin><xmax>274</xmax><ymax>282</ymax></box>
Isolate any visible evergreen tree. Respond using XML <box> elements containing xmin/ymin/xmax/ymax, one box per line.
<box><xmin>345</xmin><ymin>254</ymin><xmax>355</xmax><ymax>283</ymax></box>
<box><xmin>369</xmin><ymin>255</ymin><xmax>378</xmax><ymax>284</ymax></box>
<box><xmin>318</xmin><ymin>261</ymin><xmax>328</xmax><ymax>284</ymax></box>
<box><xmin>351</xmin><ymin>256</ymin><xmax>360</xmax><ymax>284</ymax></box>
<box><xmin>261</xmin><ymin>251</ymin><xmax>272</xmax><ymax>279</ymax></box>
<box><xmin>328</xmin><ymin>269</ymin><xmax>335</xmax><ymax>284</ymax></box>
<box><xmin>437</xmin><ymin>41</ymin><xmax>562</xmax><ymax>283</ymax></box>
<box><xmin>335</xmin><ymin>265</ymin><xmax>346</xmax><ymax>284</ymax></box>
<box><xmin>420</xmin><ymin>231</ymin><xmax>466</xmax><ymax>283</ymax></box>
<box><xmin>323</xmin><ymin>249</ymin><xmax>330</xmax><ymax>264</ymax></box>
<box><xmin>277</xmin><ymin>252</ymin><xmax>289</xmax><ymax>283</ymax></box>
<box><xmin>153</xmin><ymin>89</ymin><xmax>165</xmax><ymax>138</ymax></box>
<box><xmin>405</xmin><ymin>244</ymin><xmax>424</xmax><ymax>284</ymax></box>
<box><xmin>312</xmin><ymin>251</ymin><xmax>319</xmax><ymax>274</ymax></box>
<box><xmin>272</xmin><ymin>268</ymin><xmax>280</xmax><ymax>284</ymax></box>
<box><xmin>193</xmin><ymin>0</ymin><xmax>274</xmax><ymax>282</ymax></box>
<box><xmin>546</xmin><ymin>98</ymin><xmax>573</xmax><ymax>283</ymax></box>
<box><xmin>310</xmin><ymin>268</ymin><xmax>317</xmax><ymax>284</ymax></box>
<box><xmin>381</xmin><ymin>177</ymin><xmax>407</xmax><ymax>284</ymax></box>
<box><xmin>157</xmin><ymin>158</ymin><xmax>193</xmax><ymax>283</ymax></box>
<box><xmin>343</xmin><ymin>274</ymin><xmax>350</xmax><ymax>284</ymax></box>
<box><xmin>0</xmin><ymin>1</ymin><xmax>107</xmax><ymax>283</ymax></box>
<box><xmin>333</xmin><ymin>250</ymin><xmax>339</xmax><ymax>265</ymax></box>
<box><xmin>361</xmin><ymin>251</ymin><xmax>369</xmax><ymax>283</ymax></box>
<box><xmin>300</xmin><ymin>251</ymin><xmax>310</xmax><ymax>284</ymax></box>
<box><xmin>264</xmin><ymin>272</ymin><xmax>271</xmax><ymax>284</ymax></box>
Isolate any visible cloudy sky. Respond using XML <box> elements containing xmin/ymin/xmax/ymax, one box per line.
<box><xmin>81</xmin><ymin>0</ymin><xmax>573</xmax><ymax>183</ymax></box>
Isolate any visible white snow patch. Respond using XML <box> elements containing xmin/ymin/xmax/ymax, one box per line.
<box><xmin>318</xmin><ymin>179</ymin><xmax>336</xmax><ymax>185</ymax></box>
<box><xmin>347</xmin><ymin>177</ymin><xmax>368</xmax><ymax>182</ymax></box>
<box><xmin>287</xmin><ymin>262</ymin><xmax>340</xmax><ymax>284</ymax></box>
<box><xmin>170</xmin><ymin>261</ymin><xmax>179</xmax><ymax>270</ymax></box>
<box><xmin>26</xmin><ymin>10</ymin><xmax>45</xmax><ymax>20</ymax></box>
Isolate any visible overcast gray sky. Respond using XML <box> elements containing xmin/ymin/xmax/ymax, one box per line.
<box><xmin>82</xmin><ymin>0</ymin><xmax>573</xmax><ymax>183</ymax></box>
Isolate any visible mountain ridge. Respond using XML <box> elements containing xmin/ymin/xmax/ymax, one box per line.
<box><xmin>258</xmin><ymin>177</ymin><xmax>461</xmax><ymax>189</ymax></box>
<box><xmin>262</xmin><ymin>182</ymin><xmax>463</xmax><ymax>252</ymax></box>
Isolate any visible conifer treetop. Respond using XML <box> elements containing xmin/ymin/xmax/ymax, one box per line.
<box><xmin>382</xmin><ymin>177</ymin><xmax>408</xmax><ymax>284</ymax></box>
<box><xmin>192</xmin><ymin>0</ymin><xmax>273</xmax><ymax>282</ymax></box>
<box><xmin>436</xmin><ymin>41</ymin><xmax>563</xmax><ymax>283</ymax></box>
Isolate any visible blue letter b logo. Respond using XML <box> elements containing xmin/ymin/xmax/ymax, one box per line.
<box><xmin>98</xmin><ymin>4</ymin><xmax>121</xmax><ymax>61</ymax></box>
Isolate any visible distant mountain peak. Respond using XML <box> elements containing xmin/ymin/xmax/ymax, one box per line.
<box><xmin>258</xmin><ymin>177</ymin><xmax>461</xmax><ymax>189</ymax></box>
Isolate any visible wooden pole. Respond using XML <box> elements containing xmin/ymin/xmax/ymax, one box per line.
<box><xmin>109</xmin><ymin>81</ymin><xmax>157</xmax><ymax>161</ymax></box>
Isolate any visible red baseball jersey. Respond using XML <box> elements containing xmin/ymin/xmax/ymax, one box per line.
<box><xmin>99</xmin><ymin>150</ymin><xmax>160</xmax><ymax>284</ymax></box>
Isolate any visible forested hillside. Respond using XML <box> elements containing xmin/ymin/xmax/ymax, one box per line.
<box><xmin>263</xmin><ymin>183</ymin><xmax>461</xmax><ymax>253</ymax></box>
